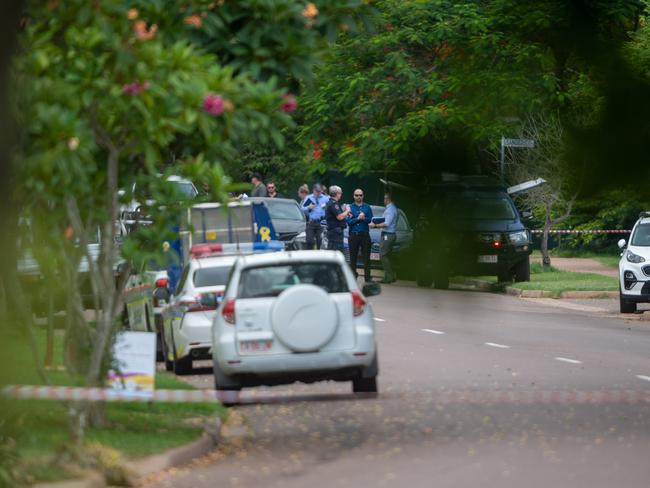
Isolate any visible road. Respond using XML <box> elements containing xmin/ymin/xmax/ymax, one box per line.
<box><xmin>146</xmin><ymin>283</ymin><xmax>650</xmax><ymax>488</ymax></box>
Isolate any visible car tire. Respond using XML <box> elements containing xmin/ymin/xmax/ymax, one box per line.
<box><xmin>497</xmin><ymin>267</ymin><xmax>513</xmax><ymax>283</ymax></box>
<box><xmin>352</xmin><ymin>376</ymin><xmax>378</xmax><ymax>394</ymax></box>
<box><xmin>620</xmin><ymin>292</ymin><xmax>637</xmax><ymax>314</ymax></box>
<box><xmin>513</xmin><ymin>258</ymin><xmax>531</xmax><ymax>282</ymax></box>
<box><xmin>416</xmin><ymin>270</ymin><xmax>433</xmax><ymax>288</ymax></box>
<box><xmin>433</xmin><ymin>273</ymin><xmax>449</xmax><ymax>290</ymax></box>
<box><xmin>213</xmin><ymin>360</ymin><xmax>241</xmax><ymax>407</ymax></box>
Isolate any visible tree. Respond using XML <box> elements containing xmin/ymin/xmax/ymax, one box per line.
<box><xmin>502</xmin><ymin>114</ymin><xmax>576</xmax><ymax>267</ymax></box>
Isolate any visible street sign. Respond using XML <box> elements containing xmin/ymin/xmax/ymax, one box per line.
<box><xmin>502</xmin><ymin>138</ymin><xmax>535</xmax><ymax>148</ymax></box>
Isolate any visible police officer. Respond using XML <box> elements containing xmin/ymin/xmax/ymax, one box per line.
<box><xmin>370</xmin><ymin>192</ymin><xmax>398</xmax><ymax>283</ymax></box>
<box><xmin>302</xmin><ymin>183</ymin><xmax>330</xmax><ymax>249</ymax></box>
<box><xmin>325</xmin><ymin>185</ymin><xmax>350</xmax><ymax>252</ymax></box>
<box><xmin>347</xmin><ymin>188</ymin><xmax>374</xmax><ymax>281</ymax></box>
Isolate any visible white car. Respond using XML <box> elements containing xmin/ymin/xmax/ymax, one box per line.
<box><xmin>618</xmin><ymin>212</ymin><xmax>650</xmax><ymax>313</ymax></box>
<box><xmin>161</xmin><ymin>252</ymin><xmax>237</xmax><ymax>375</ymax></box>
<box><xmin>211</xmin><ymin>250</ymin><xmax>381</xmax><ymax>396</ymax></box>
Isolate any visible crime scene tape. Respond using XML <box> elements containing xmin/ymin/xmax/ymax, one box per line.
<box><xmin>3</xmin><ymin>385</ymin><xmax>650</xmax><ymax>405</ymax></box>
<box><xmin>530</xmin><ymin>229</ymin><xmax>631</xmax><ymax>235</ymax></box>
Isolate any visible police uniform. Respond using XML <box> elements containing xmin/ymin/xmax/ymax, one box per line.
<box><xmin>325</xmin><ymin>200</ymin><xmax>347</xmax><ymax>252</ymax></box>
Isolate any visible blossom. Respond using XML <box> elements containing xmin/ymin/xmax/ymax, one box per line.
<box><xmin>280</xmin><ymin>94</ymin><xmax>298</xmax><ymax>113</ymax></box>
<box><xmin>122</xmin><ymin>80</ymin><xmax>150</xmax><ymax>96</ymax></box>
<box><xmin>184</xmin><ymin>14</ymin><xmax>202</xmax><ymax>28</ymax></box>
<box><xmin>127</xmin><ymin>8</ymin><xmax>138</xmax><ymax>20</ymax></box>
<box><xmin>203</xmin><ymin>94</ymin><xmax>225</xmax><ymax>115</ymax></box>
<box><xmin>302</xmin><ymin>3</ymin><xmax>318</xmax><ymax>19</ymax></box>
<box><xmin>67</xmin><ymin>137</ymin><xmax>80</xmax><ymax>151</ymax></box>
<box><xmin>133</xmin><ymin>20</ymin><xmax>157</xmax><ymax>40</ymax></box>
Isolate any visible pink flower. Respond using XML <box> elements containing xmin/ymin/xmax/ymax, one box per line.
<box><xmin>281</xmin><ymin>94</ymin><xmax>298</xmax><ymax>113</ymax></box>
<box><xmin>203</xmin><ymin>94</ymin><xmax>225</xmax><ymax>115</ymax></box>
<box><xmin>122</xmin><ymin>80</ymin><xmax>150</xmax><ymax>96</ymax></box>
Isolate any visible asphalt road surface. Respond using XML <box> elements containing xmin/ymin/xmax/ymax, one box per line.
<box><xmin>147</xmin><ymin>283</ymin><xmax>650</xmax><ymax>488</ymax></box>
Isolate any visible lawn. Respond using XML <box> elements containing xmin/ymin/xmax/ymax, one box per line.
<box><xmin>460</xmin><ymin>262</ymin><xmax>619</xmax><ymax>297</ymax></box>
<box><xmin>1</xmin><ymin>327</ymin><xmax>225</xmax><ymax>484</ymax></box>
<box><xmin>534</xmin><ymin>249</ymin><xmax>621</xmax><ymax>269</ymax></box>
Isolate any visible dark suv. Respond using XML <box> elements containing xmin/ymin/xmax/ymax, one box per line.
<box><xmin>413</xmin><ymin>181</ymin><xmax>532</xmax><ymax>289</ymax></box>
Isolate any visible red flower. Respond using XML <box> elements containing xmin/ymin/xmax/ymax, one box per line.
<box><xmin>203</xmin><ymin>94</ymin><xmax>225</xmax><ymax>115</ymax></box>
<box><xmin>122</xmin><ymin>80</ymin><xmax>150</xmax><ymax>96</ymax></box>
<box><xmin>281</xmin><ymin>94</ymin><xmax>298</xmax><ymax>113</ymax></box>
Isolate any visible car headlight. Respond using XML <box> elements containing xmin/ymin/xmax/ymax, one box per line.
<box><xmin>508</xmin><ymin>230</ymin><xmax>529</xmax><ymax>245</ymax></box>
<box><xmin>626</xmin><ymin>250</ymin><xmax>646</xmax><ymax>264</ymax></box>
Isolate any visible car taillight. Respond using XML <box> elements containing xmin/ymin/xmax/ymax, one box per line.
<box><xmin>155</xmin><ymin>277</ymin><xmax>169</xmax><ymax>288</ymax></box>
<box><xmin>352</xmin><ymin>291</ymin><xmax>366</xmax><ymax>317</ymax></box>
<box><xmin>222</xmin><ymin>298</ymin><xmax>236</xmax><ymax>324</ymax></box>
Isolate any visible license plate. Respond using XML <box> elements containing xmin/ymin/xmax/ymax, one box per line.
<box><xmin>370</xmin><ymin>252</ymin><xmax>380</xmax><ymax>261</ymax></box>
<box><xmin>478</xmin><ymin>255</ymin><xmax>498</xmax><ymax>264</ymax></box>
<box><xmin>239</xmin><ymin>340</ymin><xmax>272</xmax><ymax>353</ymax></box>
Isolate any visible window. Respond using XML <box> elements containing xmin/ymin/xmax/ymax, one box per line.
<box><xmin>265</xmin><ymin>201</ymin><xmax>303</xmax><ymax>221</ymax></box>
<box><xmin>446</xmin><ymin>193</ymin><xmax>516</xmax><ymax>220</ymax></box>
<box><xmin>238</xmin><ymin>262</ymin><xmax>348</xmax><ymax>299</ymax></box>
<box><xmin>193</xmin><ymin>266</ymin><xmax>231</xmax><ymax>287</ymax></box>
<box><xmin>174</xmin><ymin>181</ymin><xmax>198</xmax><ymax>198</ymax></box>
<box><xmin>631</xmin><ymin>223</ymin><xmax>650</xmax><ymax>247</ymax></box>
<box><xmin>397</xmin><ymin>211</ymin><xmax>409</xmax><ymax>231</ymax></box>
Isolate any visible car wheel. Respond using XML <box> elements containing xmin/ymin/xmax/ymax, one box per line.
<box><xmin>497</xmin><ymin>267</ymin><xmax>513</xmax><ymax>283</ymax></box>
<box><xmin>213</xmin><ymin>360</ymin><xmax>241</xmax><ymax>406</ymax></box>
<box><xmin>416</xmin><ymin>269</ymin><xmax>433</xmax><ymax>288</ymax></box>
<box><xmin>352</xmin><ymin>376</ymin><xmax>378</xmax><ymax>394</ymax></box>
<box><xmin>620</xmin><ymin>291</ymin><xmax>637</xmax><ymax>314</ymax></box>
<box><xmin>513</xmin><ymin>258</ymin><xmax>531</xmax><ymax>282</ymax></box>
<box><xmin>433</xmin><ymin>273</ymin><xmax>449</xmax><ymax>290</ymax></box>
<box><xmin>171</xmin><ymin>332</ymin><xmax>193</xmax><ymax>375</ymax></box>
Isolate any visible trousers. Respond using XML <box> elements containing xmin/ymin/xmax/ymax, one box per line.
<box><xmin>348</xmin><ymin>232</ymin><xmax>371</xmax><ymax>279</ymax></box>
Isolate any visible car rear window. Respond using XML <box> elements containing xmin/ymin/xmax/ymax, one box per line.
<box><xmin>631</xmin><ymin>223</ymin><xmax>650</xmax><ymax>247</ymax></box>
<box><xmin>193</xmin><ymin>266</ymin><xmax>231</xmax><ymax>287</ymax></box>
<box><xmin>238</xmin><ymin>262</ymin><xmax>348</xmax><ymax>298</ymax></box>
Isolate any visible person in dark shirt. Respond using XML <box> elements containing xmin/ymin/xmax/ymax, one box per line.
<box><xmin>346</xmin><ymin>188</ymin><xmax>374</xmax><ymax>281</ymax></box>
<box><xmin>325</xmin><ymin>185</ymin><xmax>350</xmax><ymax>252</ymax></box>
<box><xmin>266</xmin><ymin>181</ymin><xmax>284</xmax><ymax>198</ymax></box>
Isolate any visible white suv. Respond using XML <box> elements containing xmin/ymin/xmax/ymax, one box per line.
<box><xmin>162</xmin><ymin>253</ymin><xmax>237</xmax><ymax>374</ymax></box>
<box><xmin>618</xmin><ymin>212</ymin><xmax>650</xmax><ymax>313</ymax></box>
<box><xmin>211</xmin><ymin>250</ymin><xmax>381</xmax><ymax>396</ymax></box>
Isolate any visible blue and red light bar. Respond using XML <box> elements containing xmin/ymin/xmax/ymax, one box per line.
<box><xmin>190</xmin><ymin>240</ymin><xmax>284</xmax><ymax>258</ymax></box>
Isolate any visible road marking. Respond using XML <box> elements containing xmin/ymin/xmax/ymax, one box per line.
<box><xmin>422</xmin><ymin>329</ymin><xmax>445</xmax><ymax>335</ymax></box>
<box><xmin>555</xmin><ymin>357</ymin><xmax>582</xmax><ymax>364</ymax></box>
<box><xmin>636</xmin><ymin>375</ymin><xmax>650</xmax><ymax>382</ymax></box>
<box><xmin>374</xmin><ymin>317</ymin><xmax>386</xmax><ymax>322</ymax></box>
<box><xmin>485</xmin><ymin>342</ymin><xmax>510</xmax><ymax>349</ymax></box>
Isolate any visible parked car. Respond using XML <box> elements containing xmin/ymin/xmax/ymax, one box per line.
<box><xmin>246</xmin><ymin>197</ymin><xmax>306</xmax><ymax>249</ymax></box>
<box><xmin>618</xmin><ymin>211</ymin><xmax>650</xmax><ymax>313</ymax></box>
<box><xmin>414</xmin><ymin>180</ymin><xmax>532</xmax><ymax>288</ymax></box>
<box><xmin>161</xmin><ymin>249</ymin><xmax>238</xmax><ymax>375</ymax></box>
<box><xmin>211</xmin><ymin>250</ymin><xmax>381</xmax><ymax>397</ymax></box>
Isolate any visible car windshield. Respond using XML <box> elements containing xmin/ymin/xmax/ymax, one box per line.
<box><xmin>238</xmin><ymin>262</ymin><xmax>348</xmax><ymax>298</ymax></box>
<box><xmin>174</xmin><ymin>181</ymin><xmax>198</xmax><ymax>198</ymax></box>
<box><xmin>193</xmin><ymin>265</ymin><xmax>231</xmax><ymax>287</ymax></box>
<box><xmin>265</xmin><ymin>200</ymin><xmax>303</xmax><ymax>221</ymax></box>
<box><xmin>631</xmin><ymin>223</ymin><xmax>650</xmax><ymax>247</ymax></box>
<box><xmin>446</xmin><ymin>193</ymin><xmax>516</xmax><ymax>220</ymax></box>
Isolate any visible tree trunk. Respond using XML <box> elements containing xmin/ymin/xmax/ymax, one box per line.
<box><xmin>44</xmin><ymin>291</ymin><xmax>55</xmax><ymax>368</ymax></box>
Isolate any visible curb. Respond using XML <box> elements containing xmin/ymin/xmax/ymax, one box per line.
<box><xmin>453</xmin><ymin>278</ymin><xmax>617</xmax><ymax>299</ymax></box>
<box><xmin>127</xmin><ymin>415</ymin><xmax>222</xmax><ymax>483</ymax></box>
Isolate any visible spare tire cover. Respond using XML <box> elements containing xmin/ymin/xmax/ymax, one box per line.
<box><xmin>271</xmin><ymin>284</ymin><xmax>338</xmax><ymax>352</ymax></box>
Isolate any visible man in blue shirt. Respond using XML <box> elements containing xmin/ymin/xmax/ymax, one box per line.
<box><xmin>302</xmin><ymin>183</ymin><xmax>330</xmax><ymax>249</ymax></box>
<box><xmin>347</xmin><ymin>188</ymin><xmax>374</xmax><ymax>281</ymax></box>
<box><xmin>370</xmin><ymin>192</ymin><xmax>398</xmax><ymax>283</ymax></box>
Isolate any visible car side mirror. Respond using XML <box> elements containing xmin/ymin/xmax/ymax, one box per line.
<box><xmin>362</xmin><ymin>282</ymin><xmax>381</xmax><ymax>297</ymax></box>
<box><xmin>200</xmin><ymin>293</ymin><xmax>220</xmax><ymax>309</ymax></box>
<box><xmin>617</xmin><ymin>239</ymin><xmax>627</xmax><ymax>250</ymax></box>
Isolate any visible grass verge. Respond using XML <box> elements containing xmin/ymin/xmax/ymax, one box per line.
<box><xmin>458</xmin><ymin>262</ymin><xmax>619</xmax><ymax>297</ymax></box>
<box><xmin>1</xmin><ymin>328</ymin><xmax>225</xmax><ymax>485</ymax></box>
<box><xmin>533</xmin><ymin>249</ymin><xmax>621</xmax><ymax>269</ymax></box>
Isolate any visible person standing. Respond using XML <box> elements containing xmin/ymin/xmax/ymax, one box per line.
<box><xmin>297</xmin><ymin>184</ymin><xmax>309</xmax><ymax>204</ymax></box>
<box><xmin>370</xmin><ymin>192</ymin><xmax>398</xmax><ymax>283</ymax></box>
<box><xmin>251</xmin><ymin>172</ymin><xmax>267</xmax><ymax>197</ymax></box>
<box><xmin>347</xmin><ymin>188</ymin><xmax>373</xmax><ymax>281</ymax></box>
<box><xmin>266</xmin><ymin>181</ymin><xmax>284</xmax><ymax>198</ymax></box>
<box><xmin>302</xmin><ymin>183</ymin><xmax>329</xmax><ymax>249</ymax></box>
<box><xmin>325</xmin><ymin>185</ymin><xmax>350</xmax><ymax>252</ymax></box>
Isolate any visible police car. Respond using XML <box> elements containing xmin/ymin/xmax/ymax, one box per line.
<box><xmin>618</xmin><ymin>211</ymin><xmax>650</xmax><ymax>313</ymax></box>
<box><xmin>211</xmin><ymin>250</ymin><xmax>381</xmax><ymax>396</ymax></box>
<box><xmin>161</xmin><ymin>241</ymin><xmax>282</xmax><ymax>375</ymax></box>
